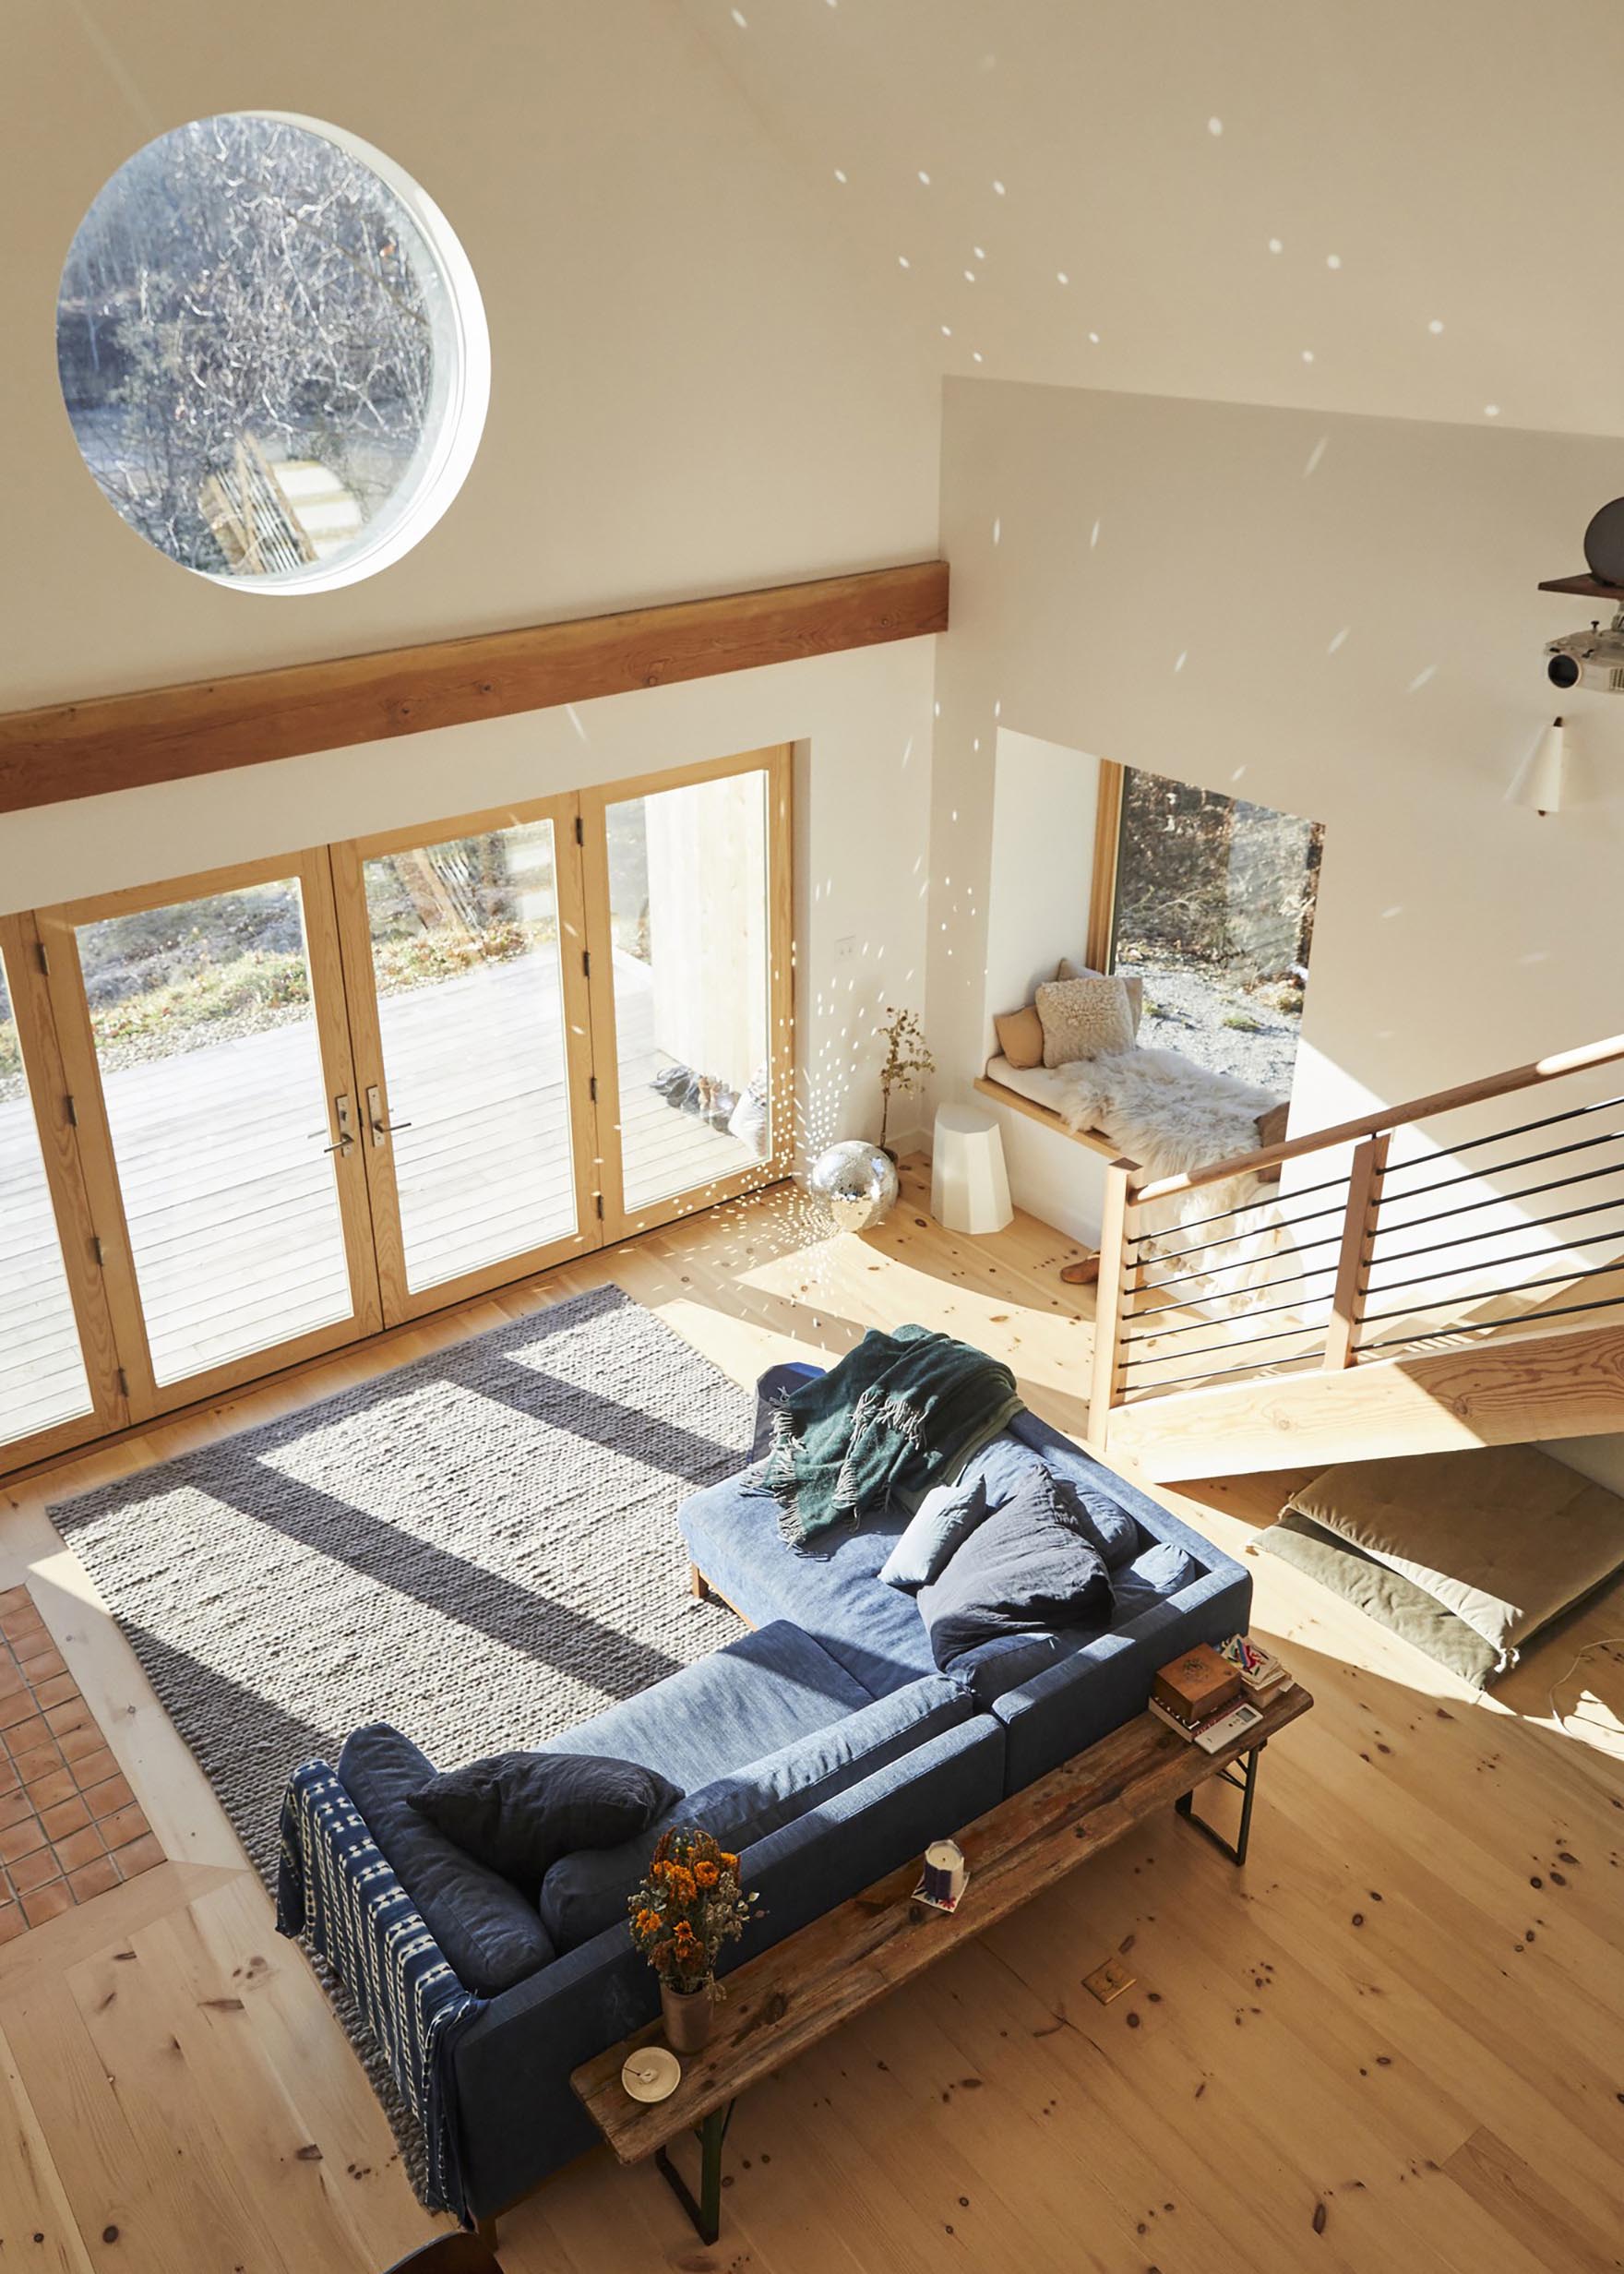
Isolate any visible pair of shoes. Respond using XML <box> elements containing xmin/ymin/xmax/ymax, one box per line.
<box><xmin>1059</xmin><ymin>1255</ymin><xmax>1100</xmax><ymax>1287</ymax></box>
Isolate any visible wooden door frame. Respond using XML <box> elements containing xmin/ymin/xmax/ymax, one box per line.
<box><xmin>1084</xmin><ymin>759</ymin><xmax>1126</xmax><ymax>975</ymax></box>
<box><xmin>579</xmin><ymin>745</ymin><xmax>794</xmax><ymax>1245</ymax></box>
<box><xmin>33</xmin><ymin>847</ymin><xmax>383</xmax><ymax>1422</ymax></box>
<box><xmin>328</xmin><ymin>791</ymin><xmax>604</xmax><ymax>1328</ymax></box>
<box><xmin>0</xmin><ymin>911</ymin><xmax>129</xmax><ymax>1466</ymax></box>
<box><xmin>0</xmin><ymin>745</ymin><xmax>795</xmax><ymax>1470</ymax></box>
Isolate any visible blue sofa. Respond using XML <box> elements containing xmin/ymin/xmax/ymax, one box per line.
<box><xmin>338</xmin><ymin>1370</ymin><xmax>1248</xmax><ymax>2222</ymax></box>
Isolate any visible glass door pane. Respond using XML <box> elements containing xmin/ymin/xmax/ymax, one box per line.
<box><xmin>350</xmin><ymin>815</ymin><xmax>582</xmax><ymax>1300</ymax></box>
<box><xmin>70</xmin><ymin>875</ymin><xmax>360</xmax><ymax>1388</ymax></box>
<box><xmin>601</xmin><ymin>768</ymin><xmax>775</xmax><ymax>1217</ymax></box>
<box><xmin>0</xmin><ymin>952</ymin><xmax>93</xmax><ymax>1447</ymax></box>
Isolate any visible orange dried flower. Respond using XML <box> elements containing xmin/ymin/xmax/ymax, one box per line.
<box><xmin>667</xmin><ymin>1865</ymin><xmax>697</xmax><ymax>1904</ymax></box>
<box><xmin>719</xmin><ymin>1851</ymin><xmax>739</xmax><ymax>1874</ymax></box>
<box><xmin>693</xmin><ymin>1860</ymin><xmax>719</xmax><ymax>1888</ymax></box>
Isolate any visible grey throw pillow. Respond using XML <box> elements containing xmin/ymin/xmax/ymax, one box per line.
<box><xmin>879</xmin><ymin>1475</ymin><xmax>991</xmax><ymax>1593</ymax></box>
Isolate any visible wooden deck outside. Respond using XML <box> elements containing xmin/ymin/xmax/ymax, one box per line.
<box><xmin>0</xmin><ymin>951</ymin><xmax>758</xmax><ymax>1433</ymax></box>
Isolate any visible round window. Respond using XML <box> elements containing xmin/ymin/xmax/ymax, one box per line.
<box><xmin>55</xmin><ymin>114</ymin><xmax>489</xmax><ymax>592</ymax></box>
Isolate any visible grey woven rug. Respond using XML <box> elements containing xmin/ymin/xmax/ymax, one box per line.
<box><xmin>49</xmin><ymin>1282</ymin><xmax>751</xmax><ymax>2197</ymax></box>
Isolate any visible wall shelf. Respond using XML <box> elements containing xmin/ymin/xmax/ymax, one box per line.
<box><xmin>1538</xmin><ymin>573</ymin><xmax>1624</xmax><ymax>604</ymax></box>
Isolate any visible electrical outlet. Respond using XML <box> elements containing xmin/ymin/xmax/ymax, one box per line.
<box><xmin>834</xmin><ymin>934</ymin><xmax>857</xmax><ymax>964</ymax></box>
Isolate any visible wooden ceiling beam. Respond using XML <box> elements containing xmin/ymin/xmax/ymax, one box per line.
<box><xmin>0</xmin><ymin>558</ymin><xmax>949</xmax><ymax>814</ymax></box>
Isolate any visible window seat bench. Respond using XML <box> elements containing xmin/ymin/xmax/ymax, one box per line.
<box><xmin>974</xmin><ymin>1059</ymin><xmax>1123</xmax><ymax>1158</ymax></box>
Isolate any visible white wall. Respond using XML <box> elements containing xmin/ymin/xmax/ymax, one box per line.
<box><xmin>645</xmin><ymin>773</ymin><xmax>769</xmax><ymax>1097</ymax></box>
<box><xmin>0</xmin><ymin>0</ymin><xmax>942</xmax><ymax>1162</ymax></box>
<box><xmin>2</xmin><ymin>0</ymin><xmax>937</xmax><ymax>706</ymax></box>
<box><xmin>929</xmin><ymin>377</ymin><xmax>1624</xmax><ymax>1242</ymax></box>
<box><xmin>983</xmin><ymin>728</ymin><xmax>1106</xmax><ymax>1241</ymax></box>
<box><xmin>985</xmin><ymin>729</ymin><xmax>1100</xmax><ymax>1032</ymax></box>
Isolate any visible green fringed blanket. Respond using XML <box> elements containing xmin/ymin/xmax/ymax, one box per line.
<box><xmin>762</xmin><ymin>1324</ymin><xmax>1024</xmax><ymax>1544</ymax></box>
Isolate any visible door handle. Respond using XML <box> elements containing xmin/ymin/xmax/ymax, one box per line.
<box><xmin>320</xmin><ymin>1093</ymin><xmax>356</xmax><ymax>1157</ymax></box>
<box><xmin>365</xmin><ymin>1084</ymin><xmax>412</xmax><ymax>1147</ymax></box>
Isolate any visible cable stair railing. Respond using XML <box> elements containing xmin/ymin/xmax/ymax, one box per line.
<box><xmin>1088</xmin><ymin>1031</ymin><xmax>1624</xmax><ymax>1463</ymax></box>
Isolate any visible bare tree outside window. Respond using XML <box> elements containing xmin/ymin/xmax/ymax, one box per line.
<box><xmin>56</xmin><ymin>114</ymin><xmax>472</xmax><ymax>583</ymax></box>
<box><xmin>1109</xmin><ymin>767</ymin><xmax>1324</xmax><ymax>1092</ymax></box>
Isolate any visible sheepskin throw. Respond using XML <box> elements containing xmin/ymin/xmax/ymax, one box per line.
<box><xmin>1056</xmin><ymin>1046</ymin><xmax>1283</xmax><ymax>1254</ymax></box>
<box><xmin>1034</xmin><ymin>975</ymin><xmax>1137</xmax><ymax>1068</ymax></box>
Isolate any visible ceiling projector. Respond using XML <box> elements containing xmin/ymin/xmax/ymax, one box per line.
<box><xmin>1546</xmin><ymin>611</ymin><xmax>1624</xmax><ymax>691</ymax></box>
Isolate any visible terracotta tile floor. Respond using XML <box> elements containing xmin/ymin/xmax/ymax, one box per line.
<box><xmin>0</xmin><ymin>1585</ymin><xmax>162</xmax><ymax>1938</ymax></box>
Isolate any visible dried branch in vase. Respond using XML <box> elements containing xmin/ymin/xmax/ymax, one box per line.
<box><xmin>878</xmin><ymin>1005</ymin><xmax>936</xmax><ymax>1160</ymax></box>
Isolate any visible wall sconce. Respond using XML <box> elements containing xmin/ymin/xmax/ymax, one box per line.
<box><xmin>1505</xmin><ymin>716</ymin><xmax>1569</xmax><ymax>817</ymax></box>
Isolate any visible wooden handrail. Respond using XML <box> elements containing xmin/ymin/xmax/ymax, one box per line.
<box><xmin>1130</xmin><ymin>1031</ymin><xmax>1624</xmax><ymax>1206</ymax></box>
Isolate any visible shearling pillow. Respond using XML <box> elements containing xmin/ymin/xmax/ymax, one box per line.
<box><xmin>993</xmin><ymin>1004</ymin><xmax>1045</xmax><ymax>1070</ymax></box>
<box><xmin>412</xmin><ymin>1751</ymin><xmax>683</xmax><ymax>1894</ymax></box>
<box><xmin>1057</xmin><ymin>959</ymin><xmax>1144</xmax><ymax>1030</ymax></box>
<box><xmin>1034</xmin><ymin>974</ymin><xmax>1137</xmax><ymax>1068</ymax></box>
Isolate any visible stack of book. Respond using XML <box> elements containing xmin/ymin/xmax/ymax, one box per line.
<box><xmin>1218</xmin><ymin>1632</ymin><xmax>1292</xmax><ymax>1702</ymax></box>
<box><xmin>1147</xmin><ymin>1636</ymin><xmax>1289</xmax><ymax>1753</ymax></box>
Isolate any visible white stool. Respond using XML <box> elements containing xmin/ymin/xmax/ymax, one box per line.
<box><xmin>931</xmin><ymin>1104</ymin><xmax>1013</xmax><ymax>1235</ymax></box>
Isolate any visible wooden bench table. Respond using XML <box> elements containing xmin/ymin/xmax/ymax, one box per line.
<box><xmin>571</xmin><ymin>1679</ymin><xmax>1313</xmax><ymax>2243</ymax></box>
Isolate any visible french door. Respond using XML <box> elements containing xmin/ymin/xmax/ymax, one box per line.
<box><xmin>581</xmin><ymin>750</ymin><xmax>793</xmax><ymax>1240</ymax></box>
<box><xmin>330</xmin><ymin>796</ymin><xmax>599</xmax><ymax>1324</ymax></box>
<box><xmin>0</xmin><ymin>746</ymin><xmax>791</xmax><ymax>1466</ymax></box>
<box><xmin>35</xmin><ymin>853</ymin><xmax>384</xmax><ymax>1419</ymax></box>
<box><xmin>0</xmin><ymin>912</ymin><xmax>126</xmax><ymax>1463</ymax></box>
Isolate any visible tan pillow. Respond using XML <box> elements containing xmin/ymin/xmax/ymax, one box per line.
<box><xmin>993</xmin><ymin>1004</ymin><xmax>1045</xmax><ymax>1070</ymax></box>
<box><xmin>1033</xmin><ymin>975</ymin><xmax>1137</xmax><ymax>1068</ymax></box>
<box><xmin>1057</xmin><ymin>958</ymin><xmax>1144</xmax><ymax>1030</ymax></box>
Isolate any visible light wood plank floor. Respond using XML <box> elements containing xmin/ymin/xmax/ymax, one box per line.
<box><xmin>0</xmin><ymin>1165</ymin><xmax>1618</xmax><ymax>2273</ymax></box>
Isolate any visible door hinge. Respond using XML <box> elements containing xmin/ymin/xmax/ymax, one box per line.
<box><xmin>90</xmin><ymin>1235</ymin><xmax>104</xmax><ymax>1267</ymax></box>
<box><xmin>574</xmin><ymin>813</ymin><xmax>584</xmax><ymax>846</ymax></box>
<box><xmin>34</xmin><ymin>941</ymin><xmax>50</xmax><ymax>976</ymax></box>
<box><xmin>582</xmin><ymin>950</ymin><xmax>591</xmax><ymax>978</ymax></box>
<box><xmin>589</xmin><ymin>1073</ymin><xmax>598</xmax><ymax>1103</ymax></box>
<box><xmin>595</xmin><ymin>1192</ymin><xmax>604</xmax><ymax>1220</ymax></box>
<box><xmin>64</xmin><ymin>1093</ymin><xmax>78</xmax><ymax>1127</ymax></box>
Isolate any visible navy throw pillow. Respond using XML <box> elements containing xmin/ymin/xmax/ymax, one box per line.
<box><xmin>411</xmin><ymin>1751</ymin><xmax>683</xmax><ymax>1892</ymax></box>
<box><xmin>1110</xmin><ymin>1538</ymin><xmax>1201</xmax><ymax>1625</ymax></box>
<box><xmin>916</xmin><ymin>1465</ymin><xmax>1112</xmax><ymax>1670</ymax></box>
<box><xmin>337</xmin><ymin>1722</ymin><xmax>556</xmax><ymax>1997</ymax></box>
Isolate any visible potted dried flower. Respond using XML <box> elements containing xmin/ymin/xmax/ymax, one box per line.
<box><xmin>878</xmin><ymin>1005</ymin><xmax>935</xmax><ymax>1163</ymax></box>
<box><xmin>628</xmin><ymin>1826</ymin><xmax>758</xmax><ymax>2053</ymax></box>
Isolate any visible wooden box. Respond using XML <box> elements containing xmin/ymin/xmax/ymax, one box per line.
<box><xmin>1152</xmin><ymin>1643</ymin><xmax>1242</xmax><ymax>1727</ymax></box>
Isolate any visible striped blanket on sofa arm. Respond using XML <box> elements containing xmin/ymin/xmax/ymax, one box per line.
<box><xmin>275</xmin><ymin>1759</ymin><xmax>486</xmax><ymax>2220</ymax></box>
